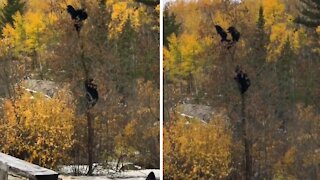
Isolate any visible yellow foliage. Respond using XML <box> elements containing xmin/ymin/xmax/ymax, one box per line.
<box><xmin>214</xmin><ymin>11</ymin><xmax>230</xmax><ymax>29</ymax></box>
<box><xmin>107</xmin><ymin>0</ymin><xmax>150</xmax><ymax>39</ymax></box>
<box><xmin>27</xmin><ymin>0</ymin><xmax>51</xmax><ymax>12</ymax></box>
<box><xmin>263</xmin><ymin>0</ymin><xmax>285</xmax><ymax>26</ymax></box>
<box><xmin>1</xmin><ymin>24</ymin><xmax>18</xmax><ymax>54</ymax></box>
<box><xmin>124</xmin><ymin>119</ymin><xmax>138</xmax><ymax>137</ymax></box>
<box><xmin>283</xmin><ymin>147</ymin><xmax>296</xmax><ymax>165</ymax></box>
<box><xmin>113</xmin><ymin>79</ymin><xmax>159</xmax><ymax>167</ymax></box>
<box><xmin>315</xmin><ymin>26</ymin><xmax>320</xmax><ymax>53</ymax></box>
<box><xmin>0</xmin><ymin>90</ymin><xmax>75</xmax><ymax>168</ymax></box>
<box><xmin>272</xmin><ymin>104</ymin><xmax>320</xmax><ymax>177</ymax></box>
<box><xmin>1</xmin><ymin>9</ymin><xmax>57</xmax><ymax>55</ymax></box>
<box><xmin>317</xmin><ymin>26</ymin><xmax>320</xmax><ymax>34</ymax></box>
<box><xmin>267</xmin><ymin>23</ymin><xmax>288</xmax><ymax>61</ymax></box>
<box><xmin>164</xmin><ymin>117</ymin><xmax>232</xmax><ymax>179</ymax></box>
<box><xmin>115</xmin><ymin>119</ymin><xmax>138</xmax><ymax>156</ymax></box>
<box><xmin>273</xmin><ymin>147</ymin><xmax>297</xmax><ymax>179</ymax></box>
<box><xmin>263</xmin><ymin>0</ymin><xmax>304</xmax><ymax>61</ymax></box>
<box><xmin>164</xmin><ymin>33</ymin><xmax>203</xmax><ymax>79</ymax></box>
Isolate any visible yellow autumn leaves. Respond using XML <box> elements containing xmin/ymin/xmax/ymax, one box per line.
<box><xmin>107</xmin><ymin>0</ymin><xmax>158</xmax><ymax>39</ymax></box>
<box><xmin>108</xmin><ymin>1</ymin><xmax>141</xmax><ymax>38</ymax></box>
<box><xmin>263</xmin><ymin>0</ymin><xmax>305</xmax><ymax>61</ymax></box>
<box><xmin>164</xmin><ymin>33</ymin><xmax>206</xmax><ymax>79</ymax></box>
<box><xmin>164</xmin><ymin>0</ymin><xmax>306</xmax><ymax>78</ymax></box>
<box><xmin>0</xmin><ymin>0</ymin><xmax>157</xmax><ymax>54</ymax></box>
<box><xmin>0</xmin><ymin>90</ymin><xmax>75</xmax><ymax>168</ymax></box>
<box><xmin>164</xmin><ymin>117</ymin><xmax>232</xmax><ymax>179</ymax></box>
<box><xmin>1</xmin><ymin>11</ymin><xmax>57</xmax><ymax>54</ymax></box>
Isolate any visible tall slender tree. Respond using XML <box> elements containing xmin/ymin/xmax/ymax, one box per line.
<box><xmin>0</xmin><ymin>0</ymin><xmax>25</xmax><ymax>31</ymax></box>
<box><xmin>295</xmin><ymin>0</ymin><xmax>320</xmax><ymax>28</ymax></box>
<box><xmin>163</xmin><ymin>7</ymin><xmax>180</xmax><ymax>47</ymax></box>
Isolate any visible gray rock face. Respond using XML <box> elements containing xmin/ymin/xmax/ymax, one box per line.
<box><xmin>21</xmin><ymin>80</ymin><xmax>59</xmax><ymax>98</ymax></box>
<box><xmin>176</xmin><ymin>104</ymin><xmax>215</xmax><ymax>123</ymax></box>
<box><xmin>175</xmin><ymin>104</ymin><xmax>229</xmax><ymax>124</ymax></box>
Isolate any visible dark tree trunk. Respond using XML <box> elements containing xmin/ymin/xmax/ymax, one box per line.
<box><xmin>78</xmin><ymin>22</ymin><xmax>94</xmax><ymax>175</ymax></box>
<box><xmin>87</xmin><ymin>111</ymin><xmax>94</xmax><ymax>175</ymax></box>
<box><xmin>241</xmin><ymin>94</ymin><xmax>252</xmax><ymax>179</ymax></box>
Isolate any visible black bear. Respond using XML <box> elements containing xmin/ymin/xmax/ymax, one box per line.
<box><xmin>67</xmin><ymin>5</ymin><xmax>88</xmax><ymax>34</ymax></box>
<box><xmin>215</xmin><ymin>25</ymin><xmax>230</xmax><ymax>42</ymax></box>
<box><xmin>85</xmin><ymin>78</ymin><xmax>99</xmax><ymax>107</ymax></box>
<box><xmin>234</xmin><ymin>66</ymin><xmax>250</xmax><ymax>94</ymax></box>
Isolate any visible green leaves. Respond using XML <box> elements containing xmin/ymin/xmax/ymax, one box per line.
<box><xmin>163</xmin><ymin>9</ymin><xmax>180</xmax><ymax>47</ymax></box>
<box><xmin>0</xmin><ymin>0</ymin><xmax>25</xmax><ymax>31</ymax></box>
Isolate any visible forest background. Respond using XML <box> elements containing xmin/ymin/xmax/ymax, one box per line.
<box><xmin>0</xmin><ymin>0</ymin><xmax>160</xmax><ymax>175</ymax></box>
<box><xmin>164</xmin><ymin>0</ymin><xmax>320</xmax><ymax>179</ymax></box>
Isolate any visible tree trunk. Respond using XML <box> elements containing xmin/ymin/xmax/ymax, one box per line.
<box><xmin>87</xmin><ymin>111</ymin><xmax>94</xmax><ymax>175</ymax></box>
<box><xmin>78</xmin><ymin>20</ymin><xmax>93</xmax><ymax>175</ymax></box>
<box><xmin>242</xmin><ymin>94</ymin><xmax>252</xmax><ymax>179</ymax></box>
